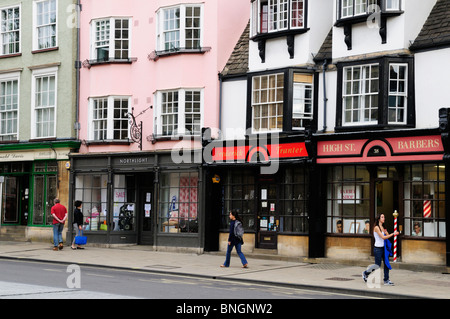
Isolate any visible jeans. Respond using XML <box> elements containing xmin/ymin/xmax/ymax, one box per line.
<box><xmin>223</xmin><ymin>242</ymin><xmax>248</xmax><ymax>267</ymax></box>
<box><xmin>72</xmin><ymin>223</ymin><xmax>81</xmax><ymax>246</ymax></box>
<box><xmin>374</xmin><ymin>246</ymin><xmax>390</xmax><ymax>282</ymax></box>
<box><xmin>53</xmin><ymin>223</ymin><xmax>64</xmax><ymax>247</ymax></box>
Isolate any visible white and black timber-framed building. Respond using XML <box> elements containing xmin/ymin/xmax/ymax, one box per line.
<box><xmin>203</xmin><ymin>0</ymin><xmax>450</xmax><ymax>267</ymax></box>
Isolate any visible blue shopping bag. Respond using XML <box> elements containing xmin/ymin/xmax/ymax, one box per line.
<box><xmin>74</xmin><ymin>230</ymin><xmax>87</xmax><ymax>245</ymax></box>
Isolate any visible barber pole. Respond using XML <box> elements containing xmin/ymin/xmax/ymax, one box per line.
<box><xmin>393</xmin><ymin>210</ymin><xmax>398</xmax><ymax>262</ymax></box>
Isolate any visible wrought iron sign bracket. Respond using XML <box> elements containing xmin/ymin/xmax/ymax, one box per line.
<box><xmin>127</xmin><ymin>106</ymin><xmax>151</xmax><ymax>151</ymax></box>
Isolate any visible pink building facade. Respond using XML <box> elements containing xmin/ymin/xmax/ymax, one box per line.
<box><xmin>70</xmin><ymin>0</ymin><xmax>249</xmax><ymax>250</ymax></box>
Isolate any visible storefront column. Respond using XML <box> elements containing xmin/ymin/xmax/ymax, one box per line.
<box><xmin>307</xmin><ymin>162</ymin><xmax>326</xmax><ymax>258</ymax></box>
<box><xmin>153</xmin><ymin>163</ymin><xmax>159</xmax><ymax>248</ymax></box>
<box><xmin>445</xmin><ymin>159</ymin><xmax>450</xmax><ymax>267</ymax></box>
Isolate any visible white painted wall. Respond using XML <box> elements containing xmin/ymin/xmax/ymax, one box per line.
<box><xmin>317</xmin><ymin>68</ymin><xmax>338</xmax><ymax>133</ymax></box>
<box><xmin>220</xmin><ymin>79</ymin><xmax>248</xmax><ymax>140</ymax></box>
<box><xmin>415</xmin><ymin>48</ymin><xmax>450</xmax><ymax>129</ymax></box>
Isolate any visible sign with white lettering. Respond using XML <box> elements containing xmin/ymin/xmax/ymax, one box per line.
<box><xmin>317</xmin><ymin>136</ymin><xmax>443</xmax><ymax>164</ymax></box>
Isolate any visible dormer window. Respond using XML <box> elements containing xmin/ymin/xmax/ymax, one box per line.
<box><xmin>250</xmin><ymin>0</ymin><xmax>308</xmax><ymax>62</ymax></box>
<box><xmin>251</xmin><ymin>0</ymin><xmax>306</xmax><ymax>36</ymax></box>
<box><xmin>337</xmin><ymin>0</ymin><xmax>401</xmax><ymax>20</ymax></box>
<box><xmin>335</xmin><ymin>0</ymin><xmax>403</xmax><ymax>49</ymax></box>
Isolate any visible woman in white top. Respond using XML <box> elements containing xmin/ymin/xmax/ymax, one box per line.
<box><xmin>363</xmin><ymin>214</ymin><xmax>399</xmax><ymax>286</ymax></box>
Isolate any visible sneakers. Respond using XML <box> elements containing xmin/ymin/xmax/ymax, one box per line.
<box><xmin>362</xmin><ymin>270</ymin><xmax>395</xmax><ymax>286</ymax></box>
<box><xmin>362</xmin><ymin>271</ymin><xmax>368</xmax><ymax>283</ymax></box>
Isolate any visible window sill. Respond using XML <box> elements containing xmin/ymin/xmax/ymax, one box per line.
<box><xmin>148</xmin><ymin>47</ymin><xmax>211</xmax><ymax>61</ymax></box>
<box><xmin>32</xmin><ymin>47</ymin><xmax>59</xmax><ymax>54</ymax></box>
<box><xmin>250</xmin><ymin>28</ymin><xmax>309</xmax><ymax>42</ymax></box>
<box><xmin>335</xmin><ymin>11</ymin><xmax>403</xmax><ymax>27</ymax></box>
<box><xmin>335</xmin><ymin>124</ymin><xmax>414</xmax><ymax>133</ymax></box>
<box><xmin>149</xmin><ymin>134</ymin><xmax>201</xmax><ymax>144</ymax></box>
<box><xmin>0</xmin><ymin>53</ymin><xmax>21</xmax><ymax>59</ymax></box>
<box><xmin>85</xmin><ymin>57</ymin><xmax>137</xmax><ymax>68</ymax></box>
<box><xmin>85</xmin><ymin>139</ymin><xmax>131</xmax><ymax>146</ymax></box>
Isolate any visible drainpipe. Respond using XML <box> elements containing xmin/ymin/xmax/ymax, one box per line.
<box><xmin>218</xmin><ymin>73</ymin><xmax>223</xmax><ymax>134</ymax></box>
<box><xmin>75</xmin><ymin>0</ymin><xmax>81</xmax><ymax>140</ymax></box>
<box><xmin>322</xmin><ymin>59</ymin><xmax>328</xmax><ymax>133</ymax></box>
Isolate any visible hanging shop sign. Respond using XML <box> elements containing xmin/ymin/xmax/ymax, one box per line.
<box><xmin>317</xmin><ymin>135</ymin><xmax>444</xmax><ymax>164</ymax></box>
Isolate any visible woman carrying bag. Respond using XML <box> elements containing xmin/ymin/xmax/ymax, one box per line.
<box><xmin>220</xmin><ymin>210</ymin><xmax>248</xmax><ymax>268</ymax></box>
<box><xmin>71</xmin><ymin>200</ymin><xmax>85</xmax><ymax>250</ymax></box>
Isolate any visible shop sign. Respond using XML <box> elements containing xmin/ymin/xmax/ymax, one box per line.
<box><xmin>117</xmin><ymin>157</ymin><xmax>150</xmax><ymax>165</ymax></box>
<box><xmin>317</xmin><ymin>135</ymin><xmax>443</xmax><ymax>164</ymax></box>
<box><xmin>211</xmin><ymin>142</ymin><xmax>308</xmax><ymax>163</ymax></box>
<box><xmin>0</xmin><ymin>149</ymin><xmax>70</xmax><ymax>162</ymax></box>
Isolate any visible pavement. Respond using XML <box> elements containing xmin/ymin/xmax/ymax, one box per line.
<box><xmin>0</xmin><ymin>241</ymin><xmax>449</xmax><ymax>299</ymax></box>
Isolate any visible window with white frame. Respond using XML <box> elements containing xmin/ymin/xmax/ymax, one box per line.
<box><xmin>388</xmin><ymin>63</ymin><xmax>407</xmax><ymax>124</ymax></box>
<box><xmin>338</xmin><ymin>0</ymin><xmax>399</xmax><ymax>19</ymax></box>
<box><xmin>385</xmin><ymin>0</ymin><xmax>400</xmax><ymax>11</ymax></box>
<box><xmin>157</xmin><ymin>4</ymin><xmax>202</xmax><ymax>52</ymax></box>
<box><xmin>342</xmin><ymin>64</ymin><xmax>379</xmax><ymax>125</ymax></box>
<box><xmin>251</xmin><ymin>0</ymin><xmax>305</xmax><ymax>35</ymax></box>
<box><xmin>33</xmin><ymin>0</ymin><xmax>57</xmax><ymax>50</ymax></box>
<box><xmin>337</xmin><ymin>58</ymin><xmax>413</xmax><ymax>129</ymax></box>
<box><xmin>252</xmin><ymin>73</ymin><xmax>284</xmax><ymax>132</ymax></box>
<box><xmin>292</xmin><ymin>74</ymin><xmax>313</xmax><ymax>130</ymax></box>
<box><xmin>0</xmin><ymin>5</ymin><xmax>20</xmax><ymax>55</ymax></box>
<box><xmin>154</xmin><ymin>89</ymin><xmax>203</xmax><ymax>137</ymax></box>
<box><xmin>91</xmin><ymin>18</ymin><xmax>130</xmax><ymax>61</ymax></box>
<box><xmin>90</xmin><ymin>96</ymin><xmax>130</xmax><ymax>141</ymax></box>
<box><xmin>0</xmin><ymin>73</ymin><xmax>19</xmax><ymax>141</ymax></box>
<box><xmin>32</xmin><ymin>68</ymin><xmax>57</xmax><ymax>138</ymax></box>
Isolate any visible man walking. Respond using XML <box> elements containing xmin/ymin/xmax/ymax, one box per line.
<box><xmin>51</xmin><ymin>198</ymin><xmax>67</xmax><ymax>251</ymax></box>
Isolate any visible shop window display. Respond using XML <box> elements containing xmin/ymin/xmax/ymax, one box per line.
<box><xmin>159</xmin><ymin>172</ymin><xmax>198</xmax><ymax>233</ymax></box>
<box><xmin>222</xmin><ymin>170</ymin><xmax>256</xmax><ymax>232</ymax></box>
<box><xmin>403</xmin><ymin>164</ymin><xmax>446</xmax><ymax>238</ymax></box>
<box><xmin>74</xmin><ymin>174</ymin><xmax>108</xmax><ymax>231</ymax></box>
<box><xmin>327</xmin><ymin>166</ymin><xmax>370</xmax><ymax>234</ymax></box>
<box><xmin>280</xmin><ymin>167</ymin><xmax>309</xmax><ymax>233</ymax></box>
<box><xmin>113</xmin><ymin>174</ymin><xmax>136</xmax><ymax>231</ymax></box>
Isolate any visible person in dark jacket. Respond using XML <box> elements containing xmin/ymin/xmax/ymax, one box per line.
<box><xmin>71</xmin><ymin>200</ymin><xmax>84</xmax><ymax>250</ymax></box>
<box><xmin>220</xmin><ymin>210</ymin><xmax>248</xmax><ymax>268</ymax></box>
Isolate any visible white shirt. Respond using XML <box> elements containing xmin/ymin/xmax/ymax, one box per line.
<box><xmin>374</xmin><ymin>227</ymin><xmax>384</xmax><ymax>247</ymax></box>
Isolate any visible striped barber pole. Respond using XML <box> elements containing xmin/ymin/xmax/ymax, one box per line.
<box><xmin>423</xmin><ymin>200</ymin><xmax>431</xmax><ymax>218</ymax></box>
<box><xmin>393</xmin><ymin>210</ymin><xmax>398</xmax><ymax>263</ymax></box>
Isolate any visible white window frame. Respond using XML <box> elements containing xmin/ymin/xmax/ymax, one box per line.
<box><xmin>290</xmin><ymin>0</ymin><xmax>305</xmax><ymax>29</ymax></box>
<box><xmin>341</xmin><ymin>0</ymin><xmax>354</xmax><ymax>18</ymax></box>
<box><xmin>252</xmin><ymin>0</ymin><xmax>306</xmax><ymax>36</ymax></box>
<box><xmin>156</xmin><ymin>4</ymin><xmax>203</xmax><ymax>52</ymax></box>
<box><xmin>0</xmin><ymin>4</ymin><xmax>21</xmax><ymax>55</ymax></box>
<box><xmin>251</xmin><ymin>73</ymin><xmax>284</xmax><ymax>133</ymax></box>
<box><xmin>154</xmin><ymin>89</ymin><xmax>204</xmax><ymax>137</ymax></box>
<box><xmin>31</xmin><ymin>67</ymin><xmax>58</xmax><ymax>139</ymax></box>
<box><xmin>388</xmin><ymin>63</ymin><xmax>407</xmax><ymax>124</ymax></box>
<box><xmin>385</xmin><ymin>0</ymin><xmax>400</xmax><ymax>11</ymax></box>
<box><xmin>342</xmin><ymin>64</ymin><xmax>379</xmax><ymax>126</ymax></box>
<box><xmin>32</xmin><ymin>0</ymin><xmax>58</xmax><ymax>51</ymax></box>
<box><xmin>88</xmin><ymin>96</ymin><xmax>131</xmax><ymax>141</ymax></box>
<box><xmin>340</xmin><ymin>0</ymin><xmax>399</xmax><ymax>19</ymax></box>
<box><xmin>90</xmin><ymin>17</ymin><xmax>132</xmax><ymax>61</ymax></box>
<box><xmin>0</xmin><ymin>72</ymin><xmax>20</xmax><ymax>140</ymax></box>
<box><xmin>292</xmin><ymin>74</ymin><xmax>313</xmax><ymax>130</ymax></box>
